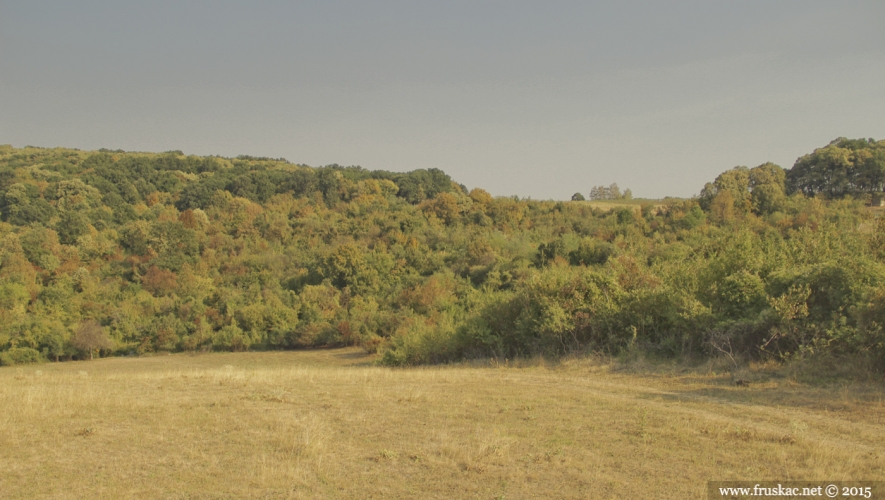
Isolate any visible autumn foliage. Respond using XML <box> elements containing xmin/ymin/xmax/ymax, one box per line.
<box><xmin>0</xmin><ymin>140</ymin><xmax>883</xmax><ymax>367</ymax></box>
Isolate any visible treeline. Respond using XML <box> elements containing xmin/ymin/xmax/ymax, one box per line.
<box><xmin>571</xmin><ymin>183</ymin><xmax>633</xmax><ymax>201</ymax></box>
<box><xmin>0</xmin><ymin>138</ymin><xmax>882</xmax><ymax>367</ymax></box>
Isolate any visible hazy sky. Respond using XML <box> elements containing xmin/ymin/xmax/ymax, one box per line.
<box><xmin>2</xmin><ymin>1</ymin><xmax>884</xmax><ymax>199</ymax></box>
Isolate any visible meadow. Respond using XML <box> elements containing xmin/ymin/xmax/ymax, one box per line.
<box><xmin>2</xmin><ymin>349</ymin><xmax>883</xmax><ymax>499</ymax></box>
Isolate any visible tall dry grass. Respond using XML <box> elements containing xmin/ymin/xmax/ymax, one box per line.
<box><xmin>1</xmin><ymin>349</ymin><xmax>883</xmax><ymax>499</ymax></box>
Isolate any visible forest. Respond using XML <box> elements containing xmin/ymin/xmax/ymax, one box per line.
<box><xmin>0</xmin><ymin>137</ymin><xmax>883</xmax><ymax>367</ymax></box>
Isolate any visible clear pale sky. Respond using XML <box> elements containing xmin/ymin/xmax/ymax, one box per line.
<box><xmin>2</xmin><ymin>1</ymin><xmax>884</xmax><ymax>199</ymax></box>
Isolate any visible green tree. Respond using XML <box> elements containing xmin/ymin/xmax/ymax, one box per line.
<box><xmin>787</xmin><ymin>138</ymin><xmax>885</xmax><ymax>197</ymax></box>
<box><xmin>396</xmin><ymin>169</ymin><xmax>454</xmax><ymax>203</ymax></box>
<box><xmin>55</xmin><ymin>211</ymin><xmax>90</xmax><ymax>245</ymax></box>
<box><xmin>323</xmin><ymin>243</ymin><xmax>370</xmax><ymax>289</ymax></box>
<box><xmin>749</xmin><ymin>163</ymin><xmax>786</xmax><ymax>214</ymax></box>
<box><xmin>0</xmin><ymin>183</ymin><xmax>56</xmax><ymax>225</ymax></box>
<box><xmin>715</xmin><ymin>167</ymin><xmax>750</xmax><ymax>211</ymax></box>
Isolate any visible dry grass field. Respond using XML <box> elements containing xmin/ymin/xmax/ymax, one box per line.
<box><xmin>1</xmin><ymin>349</ymin><xmax>883</xmax><ymax>499</ymax></box>
<box><xmin>573</xmin><ymin>199</ymin><xmax>669</xmax><ymax>215</ymax></box>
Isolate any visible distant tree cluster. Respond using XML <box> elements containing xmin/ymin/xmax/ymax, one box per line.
<box><xmin>587</xmin><ymin>183</ymin><xmax>632</xmax><ymax>201</ymax></box>
<box><xmin>787</xmin><ymin>138</ymin><xmax>885</xmax><ymax>198</ymax></box>
<box><xmin>698</xmin><ymin>162</ymin><xmax>787</xmax><ymax>221</ymax></box>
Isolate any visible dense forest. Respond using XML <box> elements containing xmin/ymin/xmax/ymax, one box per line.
<box><xmin>0</xmin><ymin>138</ymin><xmax>883</xmax><ymax>367</ymax></box>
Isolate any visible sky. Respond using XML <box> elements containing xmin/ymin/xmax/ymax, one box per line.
<box><xmin>2</xmin><ymin>1</ymin><xmax>884</xmax><ymax>199</ymax></box>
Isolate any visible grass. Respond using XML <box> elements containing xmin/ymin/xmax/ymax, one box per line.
<box><xmin>573</xmin><ymin>199</ymin><xmax>672</xmax><ymax>213</ymax></box>
<box><xmin>1</xmin><ymin>349</ymin><xmax>883</xmax><ymax>499</ymax></box>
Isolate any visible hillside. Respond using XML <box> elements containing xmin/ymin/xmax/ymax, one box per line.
<box><xmin>0</xmin><ymin>139</ymin><xmax>883</xmax><ymax>367</ymax></box>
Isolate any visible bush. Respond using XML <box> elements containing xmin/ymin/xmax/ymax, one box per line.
<box><xmin>453</xmin><ymin>267</ymin><xmax>626</xmax><ymax>358</ymax></box>
<box><xmin>0</xmin><ymin>347</ymin><xmax>44</xmax><ymax>366</ymax></box>
<box><xmin>380</xmin><ymin>315</ymin><xmax>459</xmax><ymax>366</ymax></box>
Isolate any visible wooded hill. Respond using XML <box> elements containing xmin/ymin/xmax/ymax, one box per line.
<box><xmin>0</xmin><ymin>138</ymin><xmax>883</xmax><ymax>366</ymax></box>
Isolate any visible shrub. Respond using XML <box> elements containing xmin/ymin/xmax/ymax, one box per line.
<box><xmin>0</xmin><ymin>347</ymin><xmax>44</xmax><ymax>366</ymax></box>
<box><xmin>380</xmin><ymin>315</ymin><xmax>459</xmax><ymax>366</ymax></box>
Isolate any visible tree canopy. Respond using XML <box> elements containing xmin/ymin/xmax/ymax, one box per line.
<box><xmin>787</xmin><ymin>138</ymin><xmax>885</xmax><ymax>198</ymax></box>
<box><xmin>0</xmin><ymin>139</ymin><xmax>882</xmax><ymax>368</ymax></box>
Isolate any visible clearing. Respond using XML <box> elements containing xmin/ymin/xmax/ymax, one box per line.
<box><xmin>1</xmin><ymin>349</ymin><xmax>883</xmax><ymax>499</ymax></box>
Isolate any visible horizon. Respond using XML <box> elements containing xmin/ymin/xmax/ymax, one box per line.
<box><xmin>3</xmin><ymin>142</ymin><xmax>700</xmax><ymax>201</ymax></box>
<box><xmin>2</xmin><ymin>1</ymin><xmax>884</xmax><ymax>199</ymax></box>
